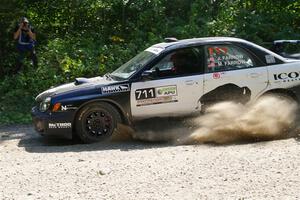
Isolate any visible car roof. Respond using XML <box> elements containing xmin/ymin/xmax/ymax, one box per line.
<box><xmin>150</xmin><ymin>36</ymin><xmax>286</xmax><ymax>61</ymax></box>
<box><xmin>152</xmin><ymin>37</ymin><xmax>247</xmax><ymax>49</ymax></box>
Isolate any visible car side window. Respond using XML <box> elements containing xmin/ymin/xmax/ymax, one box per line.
<box><xmin>205</xmin><ymin>45</ymin><xmax>256</xmax><ymax>73</ymax></box>
<box><xmin>150</xmin><ymin>47</ymin><xmax>203</xmax><ymax>78</ymax></box>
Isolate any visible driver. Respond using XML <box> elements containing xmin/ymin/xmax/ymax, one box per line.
<box><xmin>170</xmin><ymin>51</ymin><xmax>186</xmax><ymax>74</ymax></box>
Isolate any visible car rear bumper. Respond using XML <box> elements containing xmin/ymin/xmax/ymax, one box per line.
<box><xmin>31</xmin><ymin>106</ymin><xmax>75</xmax><ymax>139</ymax></box>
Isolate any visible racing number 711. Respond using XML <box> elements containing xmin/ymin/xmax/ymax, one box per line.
<box><xmin>135</xmin><ymin>88</ymin><xmax>155</xmax><ymax>100</ymax></box>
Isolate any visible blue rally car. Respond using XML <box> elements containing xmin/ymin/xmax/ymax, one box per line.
<box><xmin>32</xmin><ymin>37</ymin><xmax>300</xmax><ymax>143</ymax></box>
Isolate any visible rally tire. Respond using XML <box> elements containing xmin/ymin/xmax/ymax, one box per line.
<box><xmin>75</xmin><ymin>102</ymin><xmax>121</xmax><ymax>143</ymax></box>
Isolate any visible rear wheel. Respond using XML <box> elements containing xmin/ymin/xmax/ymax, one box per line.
<box><xmin>75</xmin><ymin>102</ymin><xmax>121</xmax><ymax>143</ymax></box>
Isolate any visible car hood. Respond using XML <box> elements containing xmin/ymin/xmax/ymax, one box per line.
<box><xmin>35</xmin><ymin>76</ymin><xmax>116</xmax><ymax>102</ymax></box>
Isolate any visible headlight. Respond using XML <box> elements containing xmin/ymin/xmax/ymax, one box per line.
<box><xmin>39</xmin><ymin>97</ymin><xmax>51</xmax><ymax>112</ymax></box>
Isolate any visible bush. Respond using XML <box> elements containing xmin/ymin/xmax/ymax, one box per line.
<box><xmin>0</xmin><ymin>0</ymin><xmax>300</xmax><ymax>124</ymax></box>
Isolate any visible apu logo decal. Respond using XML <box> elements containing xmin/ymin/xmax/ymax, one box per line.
<box><xmin>274</xmin><ymin>72</ymin><xmax>300</xmax><ymax>82</ymax></box>
<box><xmin>156</xmin><ymin>86</ymin><xmax>177</xmax><ymax>96</ymax></box>
<box><xmin>101</xmin><ymin>84</ymin><xmax>130</xmax><ymax>94</ymax></box>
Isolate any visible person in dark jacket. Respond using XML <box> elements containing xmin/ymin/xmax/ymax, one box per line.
<box><xmin>13</xmin><ymin>17</ymin><xmax>37</xmax><ymax>72</ymax></box>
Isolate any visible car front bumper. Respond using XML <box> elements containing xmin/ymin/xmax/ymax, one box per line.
<box><xmin>31</xmin><ymin>106</ymin><xmax>75</xmax><ymax>139</ymax></box>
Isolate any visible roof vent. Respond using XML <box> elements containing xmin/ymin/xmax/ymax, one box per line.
<box><xmin>164</xmin><ymin>37</ymin><xmax>178</xmax><ymax>42</ymax></box>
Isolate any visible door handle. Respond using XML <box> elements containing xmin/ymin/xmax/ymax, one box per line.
<box><xmin>185</xmin><ymin>80</ymin><xmax>195</xmax><ymax>85</ymax></box>
<box><xmin>249</xmin><ymin>73</ymin><xmax>261</xmax><ymax>78</ymax></box>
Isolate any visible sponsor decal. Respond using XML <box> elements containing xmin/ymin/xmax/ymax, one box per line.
<box><xmin>101</xmin><ymin>84</ymin><xmax>130</xmax><ymax>94</ymax></box>
<box><xmin>265</xmin><ymin>55</ymin><xmax>276</xmax><ymax>64</ymax></box>
<box><xmin>61</xmin><ymin>105</ymin><xmax>68</xmax><ymax>111</ymax></box>
<box><xmin>274</xmin><ymin>71</ymin><xmax>300</xmax><ymax>82</ymax></box>
<box><xmin>213</xmin><ymin>72</ymin><xmax>221</xmax><ymax>79</ymax></box>
<box><xmin>61</xmin><ymin>104</ymin><xmax>77</xmax><ymax>111</ymax></box>
<box><xmin>208</xmin><ymin>47</ymin><xmax>228</xmax><ymax>55</ymax></box>
<box><xmin>48</xmin><ymin>123</ymin><xmax>72</xmax><ymax>129</ymax></box>
<box><xmin>145</xmin><ymin>46</ymin><xmax>164</xmax><ymax>55</ymax></box>
<box><xmin>137</xmin><ymin>96</ymin><xmax>178</xmax><ymax>107</ymax></box>
<box><xmin>135</xmin><ymin>85</ymin><xmax>178</xmax><ymax>106</ymax></box>
<box><xmin>156</xmin><ymin>86</ymin><xmax>177</xmax><ymax>97</ymax></box>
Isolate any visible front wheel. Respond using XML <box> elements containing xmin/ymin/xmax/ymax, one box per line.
<box><xmin>75</xmin><ymin>102</ymin><xmax>121</xmax><ymax>143</ymax></box>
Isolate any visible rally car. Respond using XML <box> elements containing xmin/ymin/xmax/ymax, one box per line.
<box><xmin>32</xmin><ymin>37</ymin><xmax>300</xmax><ymax>143</ymax></box>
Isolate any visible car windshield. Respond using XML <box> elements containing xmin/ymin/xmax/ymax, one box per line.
<box><xmin>111</xmin><ymin>51</ymin><xmax>156</xmax><ymax>80</ymax></box>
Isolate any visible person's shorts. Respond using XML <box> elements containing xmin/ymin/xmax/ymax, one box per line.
<box><xmin>17</xmin><ymin>43</ymin><xmax>35</xmax><ymax>52</ymax></box>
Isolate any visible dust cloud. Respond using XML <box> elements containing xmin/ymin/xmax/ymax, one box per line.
<box><xmin>180</xmin><ymin>96</ymin><xmax>298</xmax><ymax>144</ymax></box>
<box><xmin>113</xmin><ymin>96</ymin><xmax>298</xmax><ymax>144</ymax></box>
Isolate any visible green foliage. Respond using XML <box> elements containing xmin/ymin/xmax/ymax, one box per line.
<box><xmin>0</xmin><ymin>0</ymin><xmax>300</xmax><ymax>124</ymax></box>
<box><xmin>0</xmin><ymin>67</ymin><xmax>59</xmax><ymax>124</ymax></box>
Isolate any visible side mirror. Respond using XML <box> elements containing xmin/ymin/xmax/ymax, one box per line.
<box><xmin>141</xmin><ymin>70</ymin><xmax>155</xmax><ymax>80</ymax></box>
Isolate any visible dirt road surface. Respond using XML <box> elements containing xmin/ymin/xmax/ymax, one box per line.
<box><xmin>0</xmin><ymin>125</ymin><xmax>300</xmax><ymax>200</ymax></box>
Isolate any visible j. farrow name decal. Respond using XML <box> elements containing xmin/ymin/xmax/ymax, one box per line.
<box><xmin>101</xmin><ymin>84</ymin><xmax>130</xmax><ymax>94</ymax></box>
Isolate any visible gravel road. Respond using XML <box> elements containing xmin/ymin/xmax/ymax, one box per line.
<box><xmin>0</xmin><ymin>125</ymin><xmax>300</xmax><ymax>200</ymax></box>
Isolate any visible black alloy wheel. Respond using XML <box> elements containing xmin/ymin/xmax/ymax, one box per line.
<box><xmin>76</xmin><ymin>102</ymin><xmax>121</xmax><ymax>143</ymax></box>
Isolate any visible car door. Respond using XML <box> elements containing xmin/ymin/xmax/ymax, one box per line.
<box><xmin>131</xmin><ymin>47</ymin><xmax>204</xmax><ymax>119</ymax></box>
<box><xmin>201</xmin><ymin>44</ymin><xmax>269</xmax><ymax>107</ymax></box>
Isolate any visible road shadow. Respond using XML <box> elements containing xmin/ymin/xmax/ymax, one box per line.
<box><xmin>1</xmin><ymin>119</ymin><xmax>299</xmax><ymax>154</ymax></box>
<box><xmin>18</xmin><ymin>132</ymin><xmax>300</xmax><ymax>154</ymax></box>
<box><xmin>10</xmin><ymin>118</ymin><xmax>184</xmax><ymax>153</ymax></box>
<box><xmin>18</xmin><ymin>136</ymin><xmax>172</xmax><ymax>154</ymax></box>
<box><xmin>14</xmin><ymin>122</ymin><xmax>176</xmax><ymax>153</ymax></box>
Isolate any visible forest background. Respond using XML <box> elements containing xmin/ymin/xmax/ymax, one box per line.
<box><xmin>0</xmin><ymin>0</ymin><xmax>299</xmax><ymax>124</ymax></box>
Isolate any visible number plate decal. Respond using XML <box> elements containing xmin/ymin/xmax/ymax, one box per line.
<box><xmin>135</xmin><ymin>88</ymin><xmax>156</xmax><ymax>100</ymax></box>
<box><xmin>135</xmin><ymin>85</ymin><xmax>178</xmax><ymax>106</ymax></box>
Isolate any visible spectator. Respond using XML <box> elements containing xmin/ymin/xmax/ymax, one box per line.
<box><xmin>13</xmin><ymin>17</ymin><xmax>37</xmax><ymax>72</ymax></box>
